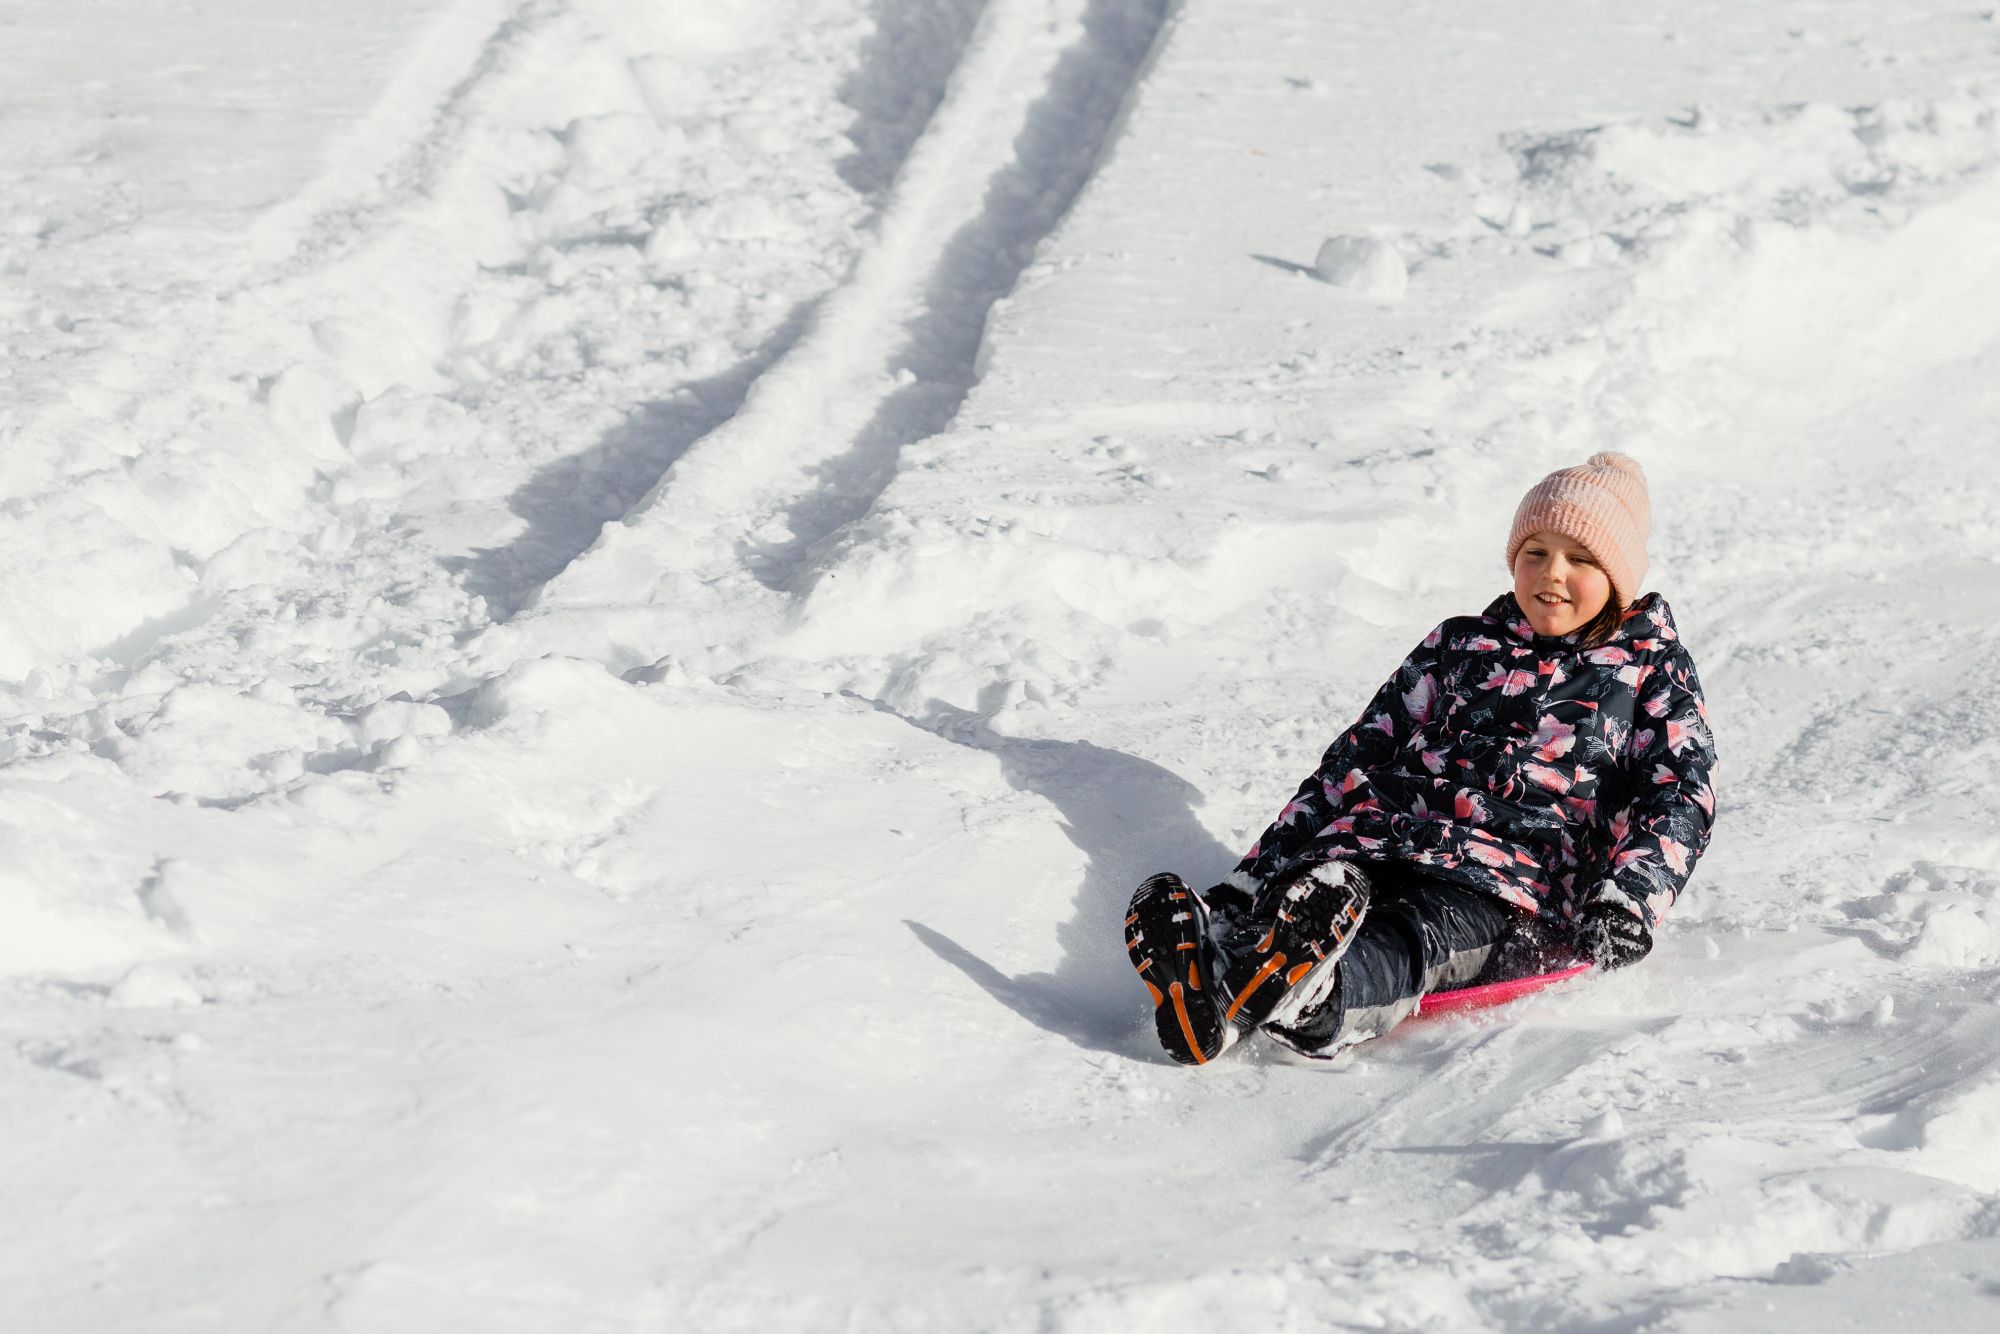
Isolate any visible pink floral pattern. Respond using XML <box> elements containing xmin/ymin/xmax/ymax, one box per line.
<box><xmin>1233</xmin><ymin>593</ymin><xmax>1717</xmax><ymax>927</ymax></box>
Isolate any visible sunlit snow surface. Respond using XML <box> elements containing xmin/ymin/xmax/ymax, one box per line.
<box><xmin>5</xmin><ymin>1</ymin><xmax>2000</xmax><ymax>1328</ymax></box>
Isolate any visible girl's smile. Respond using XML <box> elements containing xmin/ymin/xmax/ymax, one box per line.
<box><xmin>1511</xmin><ymin>529</ymin><xmax>1612</xmax><ymax>638</ymax></box>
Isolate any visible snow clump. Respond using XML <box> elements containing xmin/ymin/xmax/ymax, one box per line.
<box><xmin>1313</xmin><ymin>234</ymin><xmax>1408</xmax><ymax>297</ymax></box>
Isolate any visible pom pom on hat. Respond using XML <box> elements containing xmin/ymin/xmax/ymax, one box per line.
<box><xmin>1505</xmin><ymin>450</ymin><xmax>1652</xmax><ymax>607</ymax></box>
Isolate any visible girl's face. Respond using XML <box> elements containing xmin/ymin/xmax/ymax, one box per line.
<box><xmin>1512</xmin><ymin>529</ymin><xmax>1613</xmax><ymax>637</ymax></box>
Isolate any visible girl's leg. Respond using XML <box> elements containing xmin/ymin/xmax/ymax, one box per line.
<box><xmin>1214</xmin><ymin>861</ymin><xmax>1370</xmax><ymax>1032</ymax></box>
<box><xmin>1129</xmin><ymin>860</ymin><xmax>1507</xmax><ymax>1064</ymax></box>
<box><xmin>1126</xmin><ymin>861</ymin><xmax>1373</xmax><ymax>1065</ymax></box>
<box><xmin>1265</xmin><ymin>867</ymin><xmax>1520</xmax><ymax>1056</ymax></box>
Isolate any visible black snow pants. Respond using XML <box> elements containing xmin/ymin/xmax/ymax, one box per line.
<box><xmin>1256</xmin><ymin>861</ymin><xmax>1550</xmax><ymax>1055</ymax></box>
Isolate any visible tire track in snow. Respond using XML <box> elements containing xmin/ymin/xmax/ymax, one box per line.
<box><xmin>753</xmin><ymin>0</ymin><xmax>1178</xmax><ymax>593</ymax></box>
<box><xmin>3</xmin><ymin>3</ymin><xmax>938</xmax><ymax>792</ymax></box>
<box><xmin>500</xmin><ymin>0</ymin><xmax>1179</xmax><ymax>662</ymax></box>
<box><xmin>244</xmin><ymin>0</ymin><xmax>558</xmax><ymax>277</ymax></box>
<box><xmin>452</xmin><ymin>305</ymin><xmax>817</xmax><ymax>618</ymax></box>
<box><xmin>836</xmin><ymin>0</ymin><xmax>989</xmax><ymax>197</ymax></box>
<box><xmin>457</xmin><ymin>0</ymin><xmax>989</xmax><ymax>619</ymax></box>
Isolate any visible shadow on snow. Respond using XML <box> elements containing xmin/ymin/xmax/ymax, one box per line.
<box><xmin>876</xmin><ymin>691</ymin><xmax>1237</xmax><ymax>1057</ymax></box>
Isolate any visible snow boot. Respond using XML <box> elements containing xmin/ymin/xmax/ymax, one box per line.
<box><xmin>1125</xmin><ymin>872</ymin><xmax>1232</xmax><ymax>1065</ymax></box>
<box><xmin>1219</xmin><ymin>861</ymin><xmax>1369</xmax><ymax>1033</ymax></box>
<box><xmin>1262</xmin><ymin>974</ymin><xmax>1345</xmax><ymax>1059</ymax></box>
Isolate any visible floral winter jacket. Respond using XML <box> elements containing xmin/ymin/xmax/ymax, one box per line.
<box><xmin>1233</xmin><ymin>592</ymin><xmax>1717</xmax><ymax>927</ymax></box>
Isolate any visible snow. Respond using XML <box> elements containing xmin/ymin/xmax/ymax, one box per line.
<box><xmin>1312</xmin><ymin>235</ymin><xmax>1409</xmax><ymax>298</ymax></box>
<box><xmin>5</xmin><ymin>0</ymin><xmax>2000</xmax><ymax>1328</ymax></box>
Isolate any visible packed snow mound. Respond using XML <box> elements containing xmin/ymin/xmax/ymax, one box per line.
<box><xmin>1313</xmin><ymin>234</ymin><xmax>1409</xmax><ymax>296</ymax></box>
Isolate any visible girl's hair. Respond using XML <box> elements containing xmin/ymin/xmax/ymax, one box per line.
<box><xmin>1576</xmin><ymin>597</ymin><xmax>1625</xmax><ymax>649</ymax></box>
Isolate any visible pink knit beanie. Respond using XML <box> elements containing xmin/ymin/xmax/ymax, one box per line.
<box><xmin>1505</xmin><ymin>451</ymin><xmax>1651</xmax><ymax>607</ymax></box>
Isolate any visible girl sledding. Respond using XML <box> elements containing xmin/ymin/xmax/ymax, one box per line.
<box><xmin>1126</xmin><ymin>452</ymin><xmax>1718</xmax><ymax>1063</ymax></box>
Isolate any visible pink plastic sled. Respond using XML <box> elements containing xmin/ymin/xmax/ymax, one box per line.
<box><xmin>1409</xmin><ymin>963</ymin><xmax>1592</xmax><ymax>1021</ymax></box>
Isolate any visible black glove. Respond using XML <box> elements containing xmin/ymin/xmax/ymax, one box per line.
<box><xmin>1573</xmin><ymin>904</ymin><xmax>1652</xmax><ymax>970</ymax></box>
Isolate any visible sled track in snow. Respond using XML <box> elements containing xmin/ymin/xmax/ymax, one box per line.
<box><xmin>235</xmin><ymin>0</ymin><xmax>557</xmax><ymax>283</ymax></box>
<box><xmin>458</xmin><ymin>0</ymin><xmax>994</xmax><ymax>619</ymax></box>
<box><xmin>751</xmin><ymin>0</ymin><xmax>1181</xmax><ymax>592</ymax></box>
<box><xmin>518</xmin><ymin>0</ymin><xmax>1180</xmax><ymax>620</ymax></box>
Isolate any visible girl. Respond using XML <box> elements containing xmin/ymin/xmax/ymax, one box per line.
<box><xmin>1126</xmin><ymin>452</ymin><xmax>1717</xmax><ymax>1063</ymax></box>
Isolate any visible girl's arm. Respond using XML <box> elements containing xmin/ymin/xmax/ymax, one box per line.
<box><xmin>1225</xmin><ymin>627</ymin><xmax>1446</xmax><ymax>891</ymax></box>
<box><xmin>1585</xmin><ymin>649</ymin><xmax>1718</xmax><ymax>927</ymax></box>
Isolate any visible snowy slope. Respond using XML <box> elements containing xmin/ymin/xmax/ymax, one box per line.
<box><xmin>5</xmin><ymin>1</ymin><xmax>2000</xmax><ymax>1329</ymax></box>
